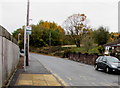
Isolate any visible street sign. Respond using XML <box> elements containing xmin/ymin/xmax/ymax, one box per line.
<box><xmin>26</xmin><ymin>31</ymin><xmax>32</xmax><ymax>35</ymax></box>
<box><xmin>26</xmin><ymin>26</ymin><xmax>32</xmax><ymax>31</ymax></box>
<box><xmin>26</xmin><ymin>26</ymin><xmax>32</xmax><ymax>35</ymax></box>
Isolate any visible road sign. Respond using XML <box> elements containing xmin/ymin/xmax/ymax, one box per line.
<box><xmin>26</xmin><ymin>26</ymin><xmax>32</xmax><ymax>31</ymax></box>
<box><xmin>26</xmin><ymin>30</ymin><xmax>32</xmax><ymax>35</ymax></box>
<box><xmin>26</xmin><ymin>26</ymin><xmax>32</xmax><ymax>35</ymax></box>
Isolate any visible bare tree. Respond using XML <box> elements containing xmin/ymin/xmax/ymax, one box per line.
<box><xmin>63</xmin><ymin>14</ymin><xmax>89</xmax><ymax>47</ymax></box>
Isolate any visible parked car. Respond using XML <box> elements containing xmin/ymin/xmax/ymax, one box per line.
<box><xmin>95</xmin><ymin>56</ymin><xmax>120</xmax><ymax>73</ymax></box>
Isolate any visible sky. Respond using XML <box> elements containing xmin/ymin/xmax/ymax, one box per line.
<box><xmin>0</xmin><ymin>0</ymin><xmax>119</xmax><ymax>33</ymax></box>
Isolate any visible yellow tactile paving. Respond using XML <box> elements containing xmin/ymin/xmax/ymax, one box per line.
<box><xmin>16</xmin><ymin>80</ymin><xmax>33</xmax><ymax>85</ymax></box>
<box><xmin>44</xmin><ymin>75</ymin><xmax>57</xmax><ymax>81</ymax></box>
<box><xmin>46</xmin><ymin>81</ymin><xmax>62</xmax><ymax>86</ymax></box>
<box><xmin>15</xmin><ymin>74</ymin><xmax>62</xmax><ymax>86</ymax></box>
<box><xmin>33</xmin><ymin>80</ymin><xmax>47</xmax><ymax>86</ymax></box>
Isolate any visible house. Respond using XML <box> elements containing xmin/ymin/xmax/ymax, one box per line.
<box><xmin>103</xmin><ymin>35</ymin><xmax>120</xmax><ymax>56</ymax></box>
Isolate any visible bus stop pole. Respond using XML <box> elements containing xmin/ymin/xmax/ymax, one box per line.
<box><xmin>24</xmin><ymin>27</ymin><xmax>26</xmax><ymax>71</ymax></box>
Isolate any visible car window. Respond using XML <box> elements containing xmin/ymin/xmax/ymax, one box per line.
<box><xmin>107</xmin><ymin>57</ymin><xmax>119</xmax><ymax>62</ymax></box>
<box><xmin>96</xmin><ymin>57</ymin><xmax>100</xmax><ymax>61</ymax></box>
<box><xmin>98</xmin><ymin>57</ymin><xmax>103</xmax><ymax>62</ymax></box>
<box><xmin>102</xmin><ymin>57</ymin><xmax>107</xmax><ymax>62</ymax></box>
<box><xmin>96</xmin><ymin>57</ymin><xmax>101</xmax><ymax>61</ymax></box>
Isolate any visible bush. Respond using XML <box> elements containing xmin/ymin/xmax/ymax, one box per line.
<box><xmin>88</xmin><ymin>47</ymin><xmax>99</xmax><ymax>55</ymax></box>
<box><xmin>97</xmin><ymin>45</ymin><xmax>105</xmax><ymax>55</ymax></box>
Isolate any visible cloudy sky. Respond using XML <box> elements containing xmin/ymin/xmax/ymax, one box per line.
<box><xmin>0</xmin><ymin>0</ymin><xmax>119</xmax><ymax>33</ymax></box>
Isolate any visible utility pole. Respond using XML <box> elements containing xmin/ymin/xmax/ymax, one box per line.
<box><xmin>27</xmin><ymin>0</ymin><xmax>30</xmax><ymax>26</ymax></box>
<box><xmin>26</xmin><ymin>0</ymin><xmax>30</xmax><ymax>66</ymax></box>
<box><xmin>24</xmin><ymin>0</ymin><xmax>30</xmax><ymax>71</ymax></box>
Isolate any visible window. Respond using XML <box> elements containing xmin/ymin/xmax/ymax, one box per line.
<box><xmin>102</xmin><ymin>57</ymin><xmax>107</xmax><ymax>62</ymax></box>
<box><xmin>98</xmin><ymin>56</ymin><xmax>103</xmax><ymax>62</ymax></box>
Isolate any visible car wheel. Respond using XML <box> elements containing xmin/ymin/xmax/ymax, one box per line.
<box><xmin>95</xmin><ymin>65</ymin><xmax>99</xmax><ymax>70</ymax></box>
<box><xmin>105</xmin><ymin>67</ymin><xmax>111</xmax><ymax>73</ymax></box>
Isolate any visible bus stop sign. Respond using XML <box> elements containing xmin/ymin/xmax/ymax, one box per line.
<box><xmin>26</xmin><ymin>26</ymin><xmax>32</xmax><ymax>35</ymax></box>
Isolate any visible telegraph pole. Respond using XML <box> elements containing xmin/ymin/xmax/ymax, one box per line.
<box><xmin>27</xmin><ymin>0</ymin><xmax>30</xmax><ymax>26</ymax></box>
<box><xmin>24</xmin><ymin>0</ymin><xmax>30</xmax><ymax>71</ymax></box>
<box><xmin>26</xmin><ymin>0</ymin><xmax>30</xmax><ymax>66</ymax></box>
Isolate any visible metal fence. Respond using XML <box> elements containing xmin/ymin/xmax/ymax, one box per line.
<box><xmin>0</xmin><ymin>25</ymin><xmax>19</xmax><ymax>87</ymax></box>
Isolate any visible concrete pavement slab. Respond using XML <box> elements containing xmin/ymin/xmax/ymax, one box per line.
<box><xmin>15</xmin><ymin>74</ymin><xmax>62</xmax><ymax>86</ymax></box>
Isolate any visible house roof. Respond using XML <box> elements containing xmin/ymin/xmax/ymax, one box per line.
<box><xmin>103</xmin><ymin>39</ymin><xmax>120</xmax><ymax>47</ymax></box>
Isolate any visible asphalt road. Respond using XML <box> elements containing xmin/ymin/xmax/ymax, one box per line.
<box><xmin>30</xmin><ymin>53</ymin><xmax>120</xmax><ymax>86</ymax></box>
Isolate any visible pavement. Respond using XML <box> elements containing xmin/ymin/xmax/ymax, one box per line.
<box><xmin>8</xmin><ymin>53</ymin><xmax>65</xmax><ymax>88</ymax></box>
<box><xmin>15</xmin><ymin>74</ymin><xmax>61</xmax><ymax>86</ymax></box>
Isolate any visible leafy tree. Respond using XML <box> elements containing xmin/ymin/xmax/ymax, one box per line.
<box><xmin>42</xmin><ymin>29</ymin><xmax>62</xmax><ymax>46</ymax></box>
<box><xmin>93</xmin><ymin>26</ymin><xmax>110</xmax><ymax>45</ymax></box>
<box><xmin>29</xmin><ymin>20</ymin><xmax>64</xmax><ymax>47</ymax></box>
<box><xmin>30</xmin><ymin>24</ymin><xmax>45</xmax><ymax>47</ymax></box>
<box><xmin>63</xmin><ymin>14</ymin><xmax>91</xmax><ymax>47</ymax></box>
<box><xmin>82</xmin><ymin>34</ymin><xmax>94</xmax><ymax>52</ymax></box>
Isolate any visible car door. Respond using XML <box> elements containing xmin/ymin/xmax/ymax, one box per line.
<box><xmin>97</xmin><ymin>56</ymin><xmax>103</xmax><ymax>69</ymax></box>
<box><xmin>101</xmin><ymin>57</ymin><xmax>107</xmax><ymax>69</ymax></box>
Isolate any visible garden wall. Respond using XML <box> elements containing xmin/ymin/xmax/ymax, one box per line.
<box><xmin>64</xmin><ymin>52</ymin><xmax>99</xmax><ymax>65</ymax></box>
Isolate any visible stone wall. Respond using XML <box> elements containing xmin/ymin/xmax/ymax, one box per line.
<box><xmin>64</xmin><ymin>52</ymin><xmax>99</xmax><ymax>65</ymax></box>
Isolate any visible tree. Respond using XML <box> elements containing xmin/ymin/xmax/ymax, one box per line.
<box><xmin>82</xmin><ymin>34</ymin><xmax>94</xmax><ymax>52</ymax></box>
<box><xmin>30</xmin><ymin>24</ymin><xmax>45</xmax><ymax>47</ymax></box>
<box><xmin>93</xmin><ymin>26</ymin><xmax>110</xmax><ymax>45</ymax></box>
<box><xmin>29</xmin><ymin>20</ymin><xmax>65</xmax><ymax>47</ymax></box>
<box><xmin>42</xmin><ymin>29</ymin><xmax>62</xmax><ymax>46</ymax></box>
<box><xmin>63</xmin><ymin>14</ymin><xmax>90</xmax><ymax>47</ymax></box>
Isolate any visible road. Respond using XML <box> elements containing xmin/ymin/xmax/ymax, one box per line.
<box><xmin>30</xmin><ymin>53</ymin><xmax>120</xmax><ymax>86</ymax></box>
